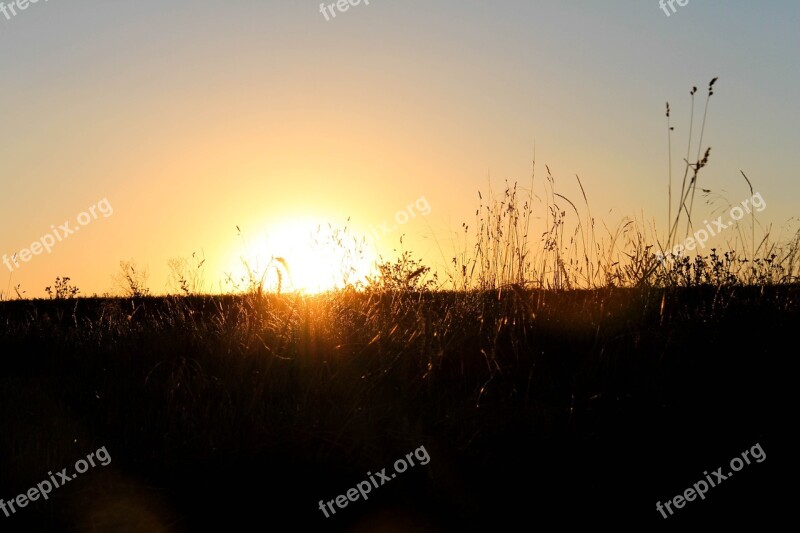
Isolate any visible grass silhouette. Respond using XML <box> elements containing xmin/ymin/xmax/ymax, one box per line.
<box><xmin>0</xmin><ymin>79</ymin><xmax>795</xmax><ymax>529</ymax></box>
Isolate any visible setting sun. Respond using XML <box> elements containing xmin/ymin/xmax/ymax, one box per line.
<box><xmin>226</xmin><ymin>218</ymin><xmax>378</xmax><ymax>294</ymax></box>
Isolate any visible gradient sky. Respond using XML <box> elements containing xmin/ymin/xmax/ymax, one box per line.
<box><xmin>1</xmin><ymin>1</ymin><xmax>798</xmax><ymax>296</ymax></box>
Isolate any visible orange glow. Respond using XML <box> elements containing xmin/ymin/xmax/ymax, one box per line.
<box><xmin>224</xmin><ymin>218</ymin><xmax>378</xmax><ymax>294</ymax></box>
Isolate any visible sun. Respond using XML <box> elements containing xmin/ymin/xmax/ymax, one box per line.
<box><xmin>228</xmin><ymin>218</ymin><xmax>377</xmax><ymax>294</ymax></box>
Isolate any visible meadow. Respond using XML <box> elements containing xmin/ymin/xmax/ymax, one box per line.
<box><xmin>1</xmin><ymin>80</ymin><xmax>797</xmax><ymax>530</ymax></box>
<box><xmin>0</xmin><ymin>283</ymin><xmax>795</xmax><ymax>529</ymax></box>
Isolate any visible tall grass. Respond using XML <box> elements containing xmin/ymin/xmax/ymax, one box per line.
<box><xmin>444</xmin><ymin>78</ymin><xmax>798</xmax><ymax>292</ymax></box>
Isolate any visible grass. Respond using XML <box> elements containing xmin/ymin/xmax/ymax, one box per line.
<box><xmin>0</xmin><ymin>79</ymin><xmax>796</xmax><ymax>529</ymax></box>
<box><xmin>0</xmin><ymin>285</ymin><xmax>794</xmax><ymax>529</ymax></box>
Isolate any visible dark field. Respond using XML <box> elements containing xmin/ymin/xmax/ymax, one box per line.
<box><xmin>0</xmin><ymin>286</ymin><xmax>795</xmax><ymax>530</ymax></box>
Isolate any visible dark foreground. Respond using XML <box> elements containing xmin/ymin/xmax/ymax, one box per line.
<box><xmin>0</xmin><ymin>286</ymin><xmax>796</xmax><ymax>530</ymax></box>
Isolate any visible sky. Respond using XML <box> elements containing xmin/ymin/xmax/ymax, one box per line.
<box><xmin>1</xmin><ymin>0</ymin><xmax>798</xmax><ymax>296</ymax></box>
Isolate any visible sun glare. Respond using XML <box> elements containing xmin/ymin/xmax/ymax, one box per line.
<box><xmin>228</xmin><ymin>218</ymin><xmax>377</xmax><ymax>294</ymax></box>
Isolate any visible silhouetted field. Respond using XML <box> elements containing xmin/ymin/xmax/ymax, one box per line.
<box><xmin>0</xmin><ymin>286</ymin><xmax>795</xmax><ymax>530</ymax></box>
